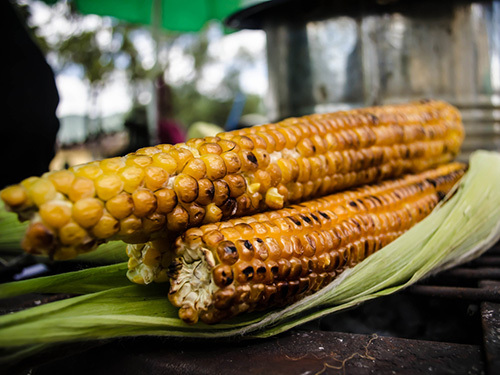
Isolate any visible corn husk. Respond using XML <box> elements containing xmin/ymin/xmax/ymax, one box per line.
<box><xmin>1</xmin><ymin>150</ymin><xmax>500</xmax><ymax>364</ymax></box>
<box><xmin>0</xmin><ymin>202</ymin><xmax>128</xmax><ymax>264</ymax></box>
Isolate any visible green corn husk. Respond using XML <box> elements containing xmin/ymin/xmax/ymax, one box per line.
<box><xmin>1</xmin><ymin>150</ymin><xmax>500</xmax><ymax>364</ymax></box>
<box><xmin>0</xmin><ymin>202</ymin><xmax>128</xmax><ymax>264</ymax></box>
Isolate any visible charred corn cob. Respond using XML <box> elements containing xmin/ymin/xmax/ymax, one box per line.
<box><xmin>1</xmin><ymin>100</ymin><xmax>464</xmax><ymax>260</ymax></box>
<box><xmin>166</xmin><ymin>162</ymin><xmax>466</xmax><ymax>324</ymax></box>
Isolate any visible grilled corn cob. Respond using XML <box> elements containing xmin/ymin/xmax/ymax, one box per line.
<box><xmin>166</xmin><ymin>162</ymin><xmax>466</xmax><ymax>324</ymax></box>
<box><xmin>1</xmin><ymin>100</ymin><xmax>464</xmax><ymax>260</ymax></box>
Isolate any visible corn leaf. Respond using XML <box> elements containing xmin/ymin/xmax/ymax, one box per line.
<box><xmin>1</xmin><ymin>150</ymin><xmax>499</xmax><ymax>362</ymax></box>
<box><xmin>0</xmin><ymin>263</ymin><xmax>129</xmax><ymax>298</ymax></box>
<box><xmin>0</xmin><ymin>202</ymin><xmax>128</xmax><ymax>264</ymax></box>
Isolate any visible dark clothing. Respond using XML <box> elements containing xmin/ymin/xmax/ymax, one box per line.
<box><xmin>1</xmin><ymin>1</ymin><xmax>60</xmax><ymax>187</ymax></box>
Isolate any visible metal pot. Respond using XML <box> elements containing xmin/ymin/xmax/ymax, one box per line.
<box><xmin>227</xmin><ymin>0</ymin><xmax>500</xmax><ymax>159</ymax></box>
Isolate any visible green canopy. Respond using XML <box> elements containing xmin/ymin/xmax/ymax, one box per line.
<box><xmin>70</xmin><ymin>0</ymin><xmax>243</xmax><ymax>32</ymax></box>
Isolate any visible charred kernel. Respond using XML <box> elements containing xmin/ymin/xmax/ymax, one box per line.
<box><xmin>216</xmin><ymin>240</ymin><xmax>239</xmax><ymax>265</ymax></box>
<box><xmin>213</xmin><ymin>180</ymin><xmax>230</xmax><ymax>206</ymax></box>
<box><xmin>236</xmin><ymin>239</ymin><xmax>254</xmax><ymax>261</ymax></box>
<box><xmin>221</xmin><ymin>151</ymin><xmax>242</xmax><ymax>174</ymax></box>
<box><xmin>201</xmin><ymin>154</ymin><xmax>227</xmax><ymax>180</ymax></box>
<box><xmin>224</xmin><ymin>174</ymin><xmax>247</xmax><ymax>198</ymax></box>
<box><xmin>253</xmin><ymin>259</ymin><xmax>268</xmax><ymax>283</ymax></box>
<box><xmin>174</xmin><ymin>174</ymin><xmax>199</xmax><ymax>203</ymax></box>
<box><xmin>218</xmin><ymin>139</ymin><xmax>239</xmax><ymax>152</ymax></box>
<box><xmin>213</xmin><ymin>287</ymin><xmax>236</xmax><ymax>310</ymax></box>
<box><xmin>277</xmin><ymin>258</ymin><xmax>292</xmax><ymax>279</ymax></box>
<box><xmin>182</xmin><ymin>158</ymin><xmax>207</xmax><ymax>180</ymax></box>
<box><xmin>198</xmin><ymin>142</ymin><xmax>223</xmax><ymax>155</ymax></box>
<box><xmin>72</xmin><ymin>198</ymin><xmax>104</xmax><ymax>228</ymax></box>
<box><xmin>235</xmin><ymin>194</ymin><xmax>252</xmax><ymax>217</ymax></box>
<box><xmin>241</xmin><ymin>265</ymin><xmax>255</xmax><ymax>282</ymax></box>
<box><xmin>288</xmin><ymin>257</ymin><xmax>303</xmax><ymax>280</ymax></box>
<box><xmin>185</xmin><ymin>202</ymin><xmax>205</xmax><ymax>227</ymax></box>
<box><xmin>166</xmin><ymin>205</ymin><xmax>189</xmax><ymax>232</ymax></box>
<box><xmin>142</xmin><ymin>212</ymin><xmax>167</xmax><ymax>234</ymax></box>
<box><xmin>235</xmin><ymin>284</ymin><xmax>252</xmax><ymax>303</ymax></box>
<box><xmin>253</xmin><ymin>148</ymin><xmax>270</xmax><ymax>169</ymax></box>
<box><xmin>155</xmin><ymin>188</ymin><xmax>177</xmax><ymax>214</ymax></box>
<box><xmin>196</xmin><ymin>179</ymin><xmax>215</xmax><ymax>206</ymax></box>
<box><xmin>219</xmin><ymin>197</ymin><xmax>237</xmax><ymax>218</ymax></box>
<box><xmin>132</xmin><ymin>189</ymin><xmax>157</xmax><ymax>217</ymax></box>
<box><xmin>213</xmin><ymin>264</ymin><xmax>234</xmax><ymax>287</ymax></box>
<box><xmin>106</xmin><ymin>192</ymin><xmax>134</xmax><ymax>219</ymax></box>
<box><xmin>239</xmin><ymin>150</ymin><xmax>259</xmax><ymax>172</ymax></box>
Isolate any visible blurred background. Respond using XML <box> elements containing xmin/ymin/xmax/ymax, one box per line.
<box><xmin>4</xmin><ymin>0</ymin><xmax>269</xmax><ymax>182</ymax></box>
<box><xmin>3</xmin><ymin>0</ymin><xmax>499</xmax><ymax>187</ymax></box>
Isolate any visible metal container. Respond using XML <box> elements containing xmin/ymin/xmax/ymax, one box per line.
<box><xmin>227</xmin><ymin>0</ymin><xmax>500</xmax><ymax>159</ymax></box>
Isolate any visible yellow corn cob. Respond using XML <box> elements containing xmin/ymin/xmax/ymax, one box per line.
<box><xmin>0</xmin><ymin>100</ymin><xmax>464</xmax><ymax>260</ymax></box>
<box><xmin>166</xmin><ymin>162</ymin><xmax>466</xmax><ymax>324</ymax></box>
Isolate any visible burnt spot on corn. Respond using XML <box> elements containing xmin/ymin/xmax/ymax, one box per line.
<box><xmin>349</xmin><ymin>201</ymin><xmax>358</xmax><ymax>208</ymax></box>
<box><xmin>300</xmin><ymin>214</ymin><xmax>312</xmax><ymax>224</ymax></box>
<box><xmin>246</xmin><ymin>153</ymin><xmax>258</xmax><ymax>165</ymax></box>
<box><xmin>256</xmin><ymin>265</ymin><xmax>267</xmax><ymax>276</ymax></box>
<box><xmin>366</xmin><ymin>113</ymin><xmax>379</xmax><ymax>125</ymax></box>
<box><xmin>319</xmin><ymin>211</ymin><xmax>330</xmax><ymax>219</ymax></box>
<box><xmin>216</xmin><ymin>240</ymin><xmax>239</xmax><ymax>265</ymax></box>
<box><xmin>214</xmin><ymin>266</ymin><xmax>234</xmax><ymax>287</ymax></box>
<box><xmin>311</xmin><ymin>213</ymin><xmax>320</xmax><ymax>222</ymax></box>
<box><xmin>243</xmin><ymin>240</ymin><xmax>253</xmax><ymax>250</ymax></box>
<box><xmin>242</xmin><ymin>266</ymin><xmax>255</xmax><ymax>281</ymax></box>
<box><xmin>167</xmin><ymin>259</ymin><xmax>183</xmax><ymax>280</ymax></box>
<box><xmin>437</xmin><ymin>191</ymin><xmax>447</xmax><ymax>200</ymax></box>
